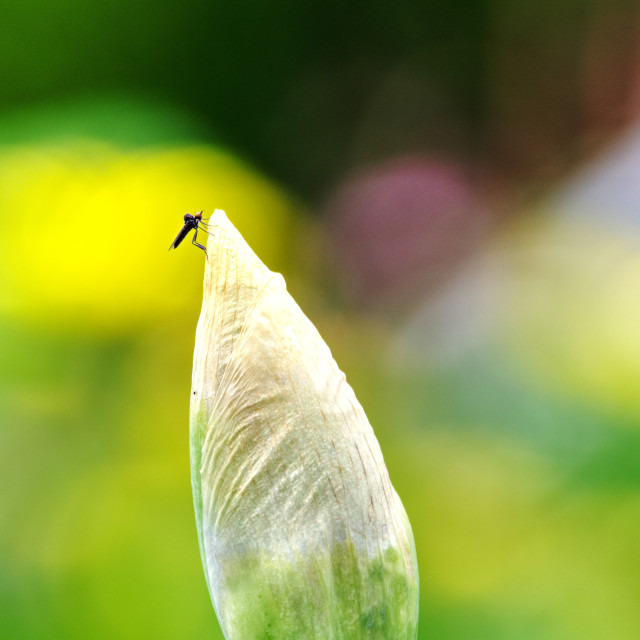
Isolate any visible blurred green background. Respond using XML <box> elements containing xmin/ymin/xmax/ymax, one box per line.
<box><xmin>2</xmin><ymin>1</ymin><xmax>640</xmax><ymax>638</ymax></box>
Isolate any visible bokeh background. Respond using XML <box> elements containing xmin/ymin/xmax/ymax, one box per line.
<box><xmin>2</xmin><ymin>1</ymin><xmax>640</xmax><ymax>638</ymax></box>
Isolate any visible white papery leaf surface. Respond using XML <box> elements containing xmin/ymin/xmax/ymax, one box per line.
<box><xmin>190</xmin><ymin>210</ymin><xmax>418</xmax><ymax>639</ymax></box>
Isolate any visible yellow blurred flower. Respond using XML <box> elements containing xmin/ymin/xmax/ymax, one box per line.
<box><xmin>0</xmin><ymin>142</ymin><xmax>297</xmax><ymax>333</ymax></box>
<box><xmin>501</xmin><ymin>216</ymin><xmax>640</xmax><ymax>420</ymax></box>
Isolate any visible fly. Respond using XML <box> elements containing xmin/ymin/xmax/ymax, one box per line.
<box><xmin>169</xmin><ymin>211</ymin><xmax>210</xmax><ymax>255</ymax></box>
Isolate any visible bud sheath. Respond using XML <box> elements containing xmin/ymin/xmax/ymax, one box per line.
<box><xmin>190</xmin><ymin>210</ymin><xmax>418</xmax><ymax>639</ymax></box>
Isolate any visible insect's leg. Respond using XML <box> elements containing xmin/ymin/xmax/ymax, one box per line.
<box><xmin>192</xmin><ymin>227</ymin><xmax>208</xmax><ymax>255</ymax></box>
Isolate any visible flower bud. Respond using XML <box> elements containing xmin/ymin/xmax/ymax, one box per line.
<box><xmin>190</xmin><ymin>210</ymin><xmax>418</xmax><ymax>639</ymax></box>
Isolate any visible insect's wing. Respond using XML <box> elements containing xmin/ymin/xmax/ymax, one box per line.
<box><xmin>169</xmin><ymin>224</ymin><xmax>192</xmax><ymax>251</ymax></box>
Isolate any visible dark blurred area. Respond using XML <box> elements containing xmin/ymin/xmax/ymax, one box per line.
<box><xmin>0</xmin><ymin>0</ymin><xmax>480</xmax><ymax>196</ymax></box>
<box><xmin>2</xmin><ymin>1</ymin><xmax>640</xmax><ymax>638</ymax></box>
<box><xmin>8</xmin><ymin>0</ymin><xmax>639</xmax><ymax>198</ymax></box>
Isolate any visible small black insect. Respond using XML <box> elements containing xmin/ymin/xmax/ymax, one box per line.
<box><xmin>169</xmin><ymin>211</ymin><xmax>210</xmax><ymax>254</ymax></box>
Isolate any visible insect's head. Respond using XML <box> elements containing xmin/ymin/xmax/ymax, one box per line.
<box><xmin>194</xmin><ymin>211</ymin><xmax>203</xmax><ymax>220</ymax></box>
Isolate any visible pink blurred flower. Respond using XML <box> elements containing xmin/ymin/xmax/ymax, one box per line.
<box><xmin>325</xmin><ymin>155</ymin><xmax>489</xmax><ymax>308</ymax></box>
